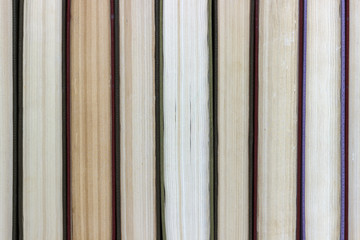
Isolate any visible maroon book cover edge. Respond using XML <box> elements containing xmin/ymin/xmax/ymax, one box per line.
<box><xmin>110</xmin><ymin>0</ymin><xmax>117</xmax><ymax>239</ymax></box>
<box><xmin>66</xmin><ymin>0</ymin><xmax>71</xmax><ymax>239</ymax></box>
<box><xmin>252</xmin><ymin>0</ymin><xmax>259</xmax><ymax>239</ymax></box>
<box><xmin>297</xmin><ymin>0</ymin><xmax>305</xmax><ymax>239</ymax></box>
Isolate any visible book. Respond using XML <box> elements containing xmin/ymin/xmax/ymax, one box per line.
<box><xmin>217</xmin><ymin>0</ymin><xmax>250</xmax><ymax>239</ymax></box>
<box><xmin>162</xmin><ymin>0</ymin><xmax>212</xmax><ymax>238</ymax></box>
<box><xmin>305</xmin><ymin>0</ymin><xmax>341</xmax><ymax>238</ymax></box>
<box><xmin>349</xmin><ymin>0</ymin><xmax>358</xmax><ymax>238</ymax></box>
<box><xmin>0</xmin><ymin>1</ymin><xmax>13</xmax><ymax>239</ymax></box>
<box><xmin>119</xmin><ymin>0</ymin><xmax>157</xmax><ymax>238</ymax></box>
<box><xmin>22</xmin><ymin>0</ymin><xmax>63</xmax><ymax>238</ymax></box>
<box><xmin>70</xmin><ymin>0</ymin><xmax>112</xmax><ymax>239</ymax></box>
<box><xmin>1</xmin><ymin>1</ymin><xmax>353</xmax><ymax>238</ymax></box>
<box><xmin>257</xmin><ymin>0</ymin><xmax>299</xmax><ymax>238</ymax></box>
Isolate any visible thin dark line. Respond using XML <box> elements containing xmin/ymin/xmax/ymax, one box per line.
<box><xmin>206</xmin><ymin>1</ymin><xmax>215</xmax><ymax>239</ymax></box>
<box><xmin>252</xmin><ymin>0</ymin><xmax>259</xmax><ymax>239</ymax></box>
<box><xmin>297</xmin><ymin>0</ymin><xmax>305</xmax><ymax>239</ymax></box>
<box><xmin>113</xmin><ymin>0</ymin><xmax>121</xmax><ymax>239</ymax></box>
<box><xmin>12</xmin><ymin>0</ymin><xmax>19</xmax><ymax>239</ymax></box>
<box><xmin>155</xmin><ymin>0</ymin><xmax>163</xmax><ymax>239</ymax></box>
<box><xmin>158</xmin><ymin>0</ymin><xmax>166</xmax><ymax>239</ymax></box>
<box><xmin>17</xmin><ymin>1</ymin><xmax>24</xmax><ymax>239</ymax></box>
<box><xmin>345</xmin><ymin>0</ymin><xmax>349</xmax><ymax>238</ymax></box>
<box><xmin>66</xmin><ymin>0</ymin><xmax>71</xmax><ymax>239</ymax></box>
<box><xmin>248</xmin><ymin>0</ymin><xmax>256</xmax><ymax>239</ymax></box>
<box><xmin>110</xmin><ymin>0</ymin><xmax>117</xmax><ymax>239</ymax></box>
<box><xmin>62</xmin><ymin>0</ymin><xmax>68</xmax><ymax>239</ymax></box>
<box><xmin>211</xmin><ymin>0</ymin><xmax>218</xmax><ymax>239</ymax></box>
<box><xmin>301</xmin><ymin>0</ymin><xmax>307</xmax><ymax>238</ymax></box>
<box><xmin>341</xmin><ymin>0</ymin><xmax>346</xmax><ymax>238</ymax></box>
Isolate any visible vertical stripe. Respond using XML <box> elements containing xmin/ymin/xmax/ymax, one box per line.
<box><xmin>22</xmin><ymin>0</ymin><xmax>63</xmax><ymax>238</ymax></box>
<box><xmin>305</xmin><ymin>0</ymin><xmax>341</xmax><ymax>238</ymax></box>
<box><xmin>217</xmin><ymin>0</ymin><xmax>250</xmax><ymax>239</ymax></box>
<box><xmin>344</xmin><ymin>0</ymin><xmax>349</xmax><ymax>238</ymax></box>
<box><xmin>119</xmin><ymin>0</ymin><xmax>157</xmax><ymax>238</ymax></box>
<box><xmin>302</xmin><ymin>0</ymin><xmax>307</xmax><ymax>238</ymax></box>
<box><xmin>163</xmin><ymin>0</ymin><xmax>211</xmax><ymax>238</ymax></box>
<box><xmin>70</xmin><ymin>0</ymin><xmax>112</xmax><ymax>238</ymax></box>
<box><xmin>257</xmin><ymin>0</ymin><xmax>299</xmax><ymax>238</ymax></box>
<box><xmin>0</xmin><ymin>1</ymin><xmax>13</xmax><ymax>239</ymax></box>
<box><xmin>297</xmin><ymin>0</ymin><xmax>305</xmax><ymax>238</ymax></box>
<box><xmin>341</xmin><ymin>0</ymin><xmax>346</xmax><ymax>239</ymax></box>
<box><xmin>66</xmin><ymin>0</ymin><xmax>71</xmax><ymax>239</ymax></box>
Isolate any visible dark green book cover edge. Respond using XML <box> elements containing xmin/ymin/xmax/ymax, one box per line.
<box><xmin>12</xmin><ymin>0</ymin><xmax>20</xmax><ymax>239</ymax></box>
<box><xmin>13</xmin><ymin>0</ymin><xmax>24</xmax><ymax>239</ymax></box>
<box><xmin>158</xmin><ymin>0</ymin><xmax>166</xmax><ymax>239</ymax></box>
<box><xmin>155</xmin><ymin>0</ymin><xmax>164</xmax><ymax>239</ymax></box>
<box><xmin>208</xmin><ymin>0</ymin><xmax>216</xmax><ymax>239</ymax></box>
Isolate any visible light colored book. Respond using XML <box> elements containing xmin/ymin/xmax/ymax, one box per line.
<box><xmin>119</xmin><ymin>0</ymin><xmax>157</xmax><ymax>239</ymax></box>
<box><xmin>70</xmin><ymin>0</ymin><xmax>112</xmax><ymax>239</ymax></box>
<box><xmin>217</xmin><ymin>0</ymin><xmax>250</xmax><ymax>239</ymax></box>
<box><xmin>349</xmin><ymin>0</ymin><xmax>359</xmax><ymax>238</ymax></box>
<box><xmin>305</xmin><ymin>0</ymin><xmax>341</xmax><ymax>238</ymax></box>
<box><xmin>257</xmin><ymin>0</ymin><xmax>299</xmax><ymax>239</ymax></box>
<box><xmin>162</xmin><ymin>0</ymin><xmax>212</xmax><ymax>238</ymax></box>
<box><xmin>22</xmin><ymin>0</ymin><xmax>63</xmax><ymax>239</ymax></box>
<box><xmin>0</xmin><ymin>1</ymin><xmax>13</xmax><ymax>239</ymax></box>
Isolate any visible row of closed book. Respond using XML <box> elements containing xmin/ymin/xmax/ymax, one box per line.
<box><xmin>0</xmin><ymin>0</ymin><xmax>358</xmax><ymax>239</ymax></box>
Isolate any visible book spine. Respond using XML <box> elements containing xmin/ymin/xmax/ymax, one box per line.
<box><xmin>22</xmin><ymin>1</ymin><xmax>63</xmax><ymax>239</ymax></box>
<box><xmin>0</xmin><ymin>1</ymin><xmax>13</xmax><ymax>239</ymax></box>
<box><xmin>257</xmin><ymin>1</ymin><xmax>299</xmax><ymax>238</ymax></box>
<box><xmin>119</xmin><ymin>0</ymin><xmax>157</xmax><ymax>238</ymax></box>
<box><xmin>217</xmin><ymin>0</ymin><xmax>250</xmax><ymax>239</ymax></box>
<box><xmin>348</xmin><ymin>0</ymin><xmax>360</xmax><ymax>238</ymax></box>
<box><xmin>70</xmin><ymin>0</ymin><xmax>113</xmax><ymax>239</ymax></box>
<box><xmin>162</xmin><ymin>0</ymin><xmax>212</xmax><ymax>238</ymax></box>
<box><xmin>305</xmin><ymin>0</ymin><xmax>341</xmax><ymax>238</ymax></box>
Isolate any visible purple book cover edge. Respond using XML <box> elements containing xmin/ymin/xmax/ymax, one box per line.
<box><xmin>341</xmin><ymin>0</ymin><xmax>346</xmax><ymax>239</ymax></box>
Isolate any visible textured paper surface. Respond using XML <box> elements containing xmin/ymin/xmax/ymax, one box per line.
<box><xmin>305</xmin><ymin>0</ymin><xmax>341</xmax><ymax>238</ymax></box>
<box><xmin>119</xmin><ymin>0</ymin><xmax>157</xmax><ymax>238</ymax></box>
<box><xmin>22</xmin><ymin>0</ymin><xmax>63</xmax><ymax>238</ymax></box>
<box><xmin>163</xmin><ymin>0</ymin><xmax>211</xmax><ymax>238</ymax></box>
<box><xmin>0</xmin><ymin>1</ymin><xmax>13</xmax><ymax>239</ymax></box>
<box><xmin>217</xmin><ymin>0</ymin><xmax>250</xmax><ymax>239</ymax></box>
<box><xmin>70</xmin><ymin>0</ymin><xmax>112</xmax><ymax>239</ymax></box>
<box><xmin>257</xmin><ymin>0</ymin><xmax>299</xmax><ymax>239</ymax></box>
<box><xmin>349</xmin><ymin>0</ymin><xmax>360</xmax><ymax>238</ymax></box>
